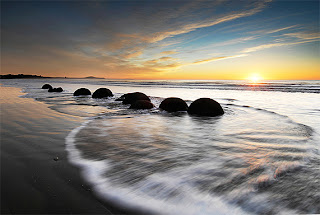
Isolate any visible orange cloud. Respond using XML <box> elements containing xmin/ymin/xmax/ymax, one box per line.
<box><xmin>142</xmin><ymin>56</ymin><xmax>181</xmax><ymax>71</ymax></box>
<box><xmin>122</xmin><ymin>50</ymin><xmax>144</xmax><ymax>59</ymax></box>
<box><xmin>159</xmin><ymin>51</ymin><xmax>178</xmax><ymax>56</ymax></box>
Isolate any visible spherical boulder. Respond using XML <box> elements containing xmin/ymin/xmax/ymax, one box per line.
<box><xmin>129</xmin><ymin>100</ymin><xmax>154</xmax><ymax>109</ymax></box>
<box><xmin>92</xmin><ymin>88</ymin><xmax>113</xmax><ymax>98</ymax></box>
<box><xmin>48</xmin><ymin>87</ymin><xmax>63</xmax><ymax>92</ymax></box>
<box><xmin>73</xmin><ymin>88</ymin><xmax>91</xmax><ymax>96</ymax></box>
<box><xmin>42</xmin><ymin>84</ymin><xmax>53</xmax><ymax>90</ymax></box>
<box><xmin>188</xmin><ymin>98</ymin><xmax>224</xmax><ymax>116</ymax></box>
<box><xmin>159</xmin><ymin>97</ymin><xmax>188</xmax><ymax>112</ymax></box>
<box><xmin>117</xmin><ymin>92</ymin><xmax>150</xmax><ymax>104</ymax></box>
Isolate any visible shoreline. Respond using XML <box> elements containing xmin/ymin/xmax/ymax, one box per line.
<box><xmin>0</xmin><ymin>85</ymin><xmax>144</xmax><ymax>214</ymax></box>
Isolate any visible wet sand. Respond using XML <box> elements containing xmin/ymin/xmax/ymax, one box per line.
<box><xmin>0</xmin><ymin>86</ymin><xmax>139</xmax><ymax>214</ymax></box>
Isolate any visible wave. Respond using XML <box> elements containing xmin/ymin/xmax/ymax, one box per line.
<box><xmin>83</xmin><ymin>80</ymin><xmax>320</xmax><ymax>93</ymax></box>
<box><xmin>64</xmin><ymin>102</ymin><xmax>319</xmax><ymax>214</ymax></box>
<box><xmin>4</xmin><ymin>78</ymin><xmax>319</xmax><ymax>94</ymax></box>
<box><xmin>65</xmin><ymin>118</ymin><xmax>248</xmax><ymax>215</ymax></box>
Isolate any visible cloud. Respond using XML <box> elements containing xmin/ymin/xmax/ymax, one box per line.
<box><xmin>240</xmin><ymin>26</ymin><xmax>320</xmax><ymax>54</ymax></box>
<box><xmin>242</xmin><ymin>39</ymin><xmax>319</xmax><ymax>53</ymax></box>
<box><xmin>187</xmin><ymin>36</ymin><xmax>258</xmax><ymax>54</ymax></box>
<box><xmin>284</xmin><ymin>32</ymin><xmax>320</xmax><ymax>40</ymax></box>
<box><xmin>242</xmin><ymin>43</ymin><xmax>285</xmax><ymax>53</ymax></box>
<box><xmin>122</xmin><ymin>50</ymin><xmax>144</xmax><ymax>59</ymax></box>
<box><xmin>142</xmin><ymin>56</ymin><xmax>181</xmax><ymax>71</ymax></box>
<box><xmin>159</xmin><ymin>51</ymin><xmax>178</xmax><ymax>56</ymax></box>
<box><xmin>192</xmin><ymin>54</ymin><xmax>248</xmax><ymax>65</ymax></box>
<box><xmin>139</xmin><ymin>0</ymin><xmax>271</xmax><ymax>44</ymax></box>
<box><xmin>158</xmin><ymin>56</ymin><xmax>176</xmax><ymax>61</ymax></box>
<box><xmin>250</xmin><ymin>25</ymin><xmax>299</xmax><ymax>35</ymax></box>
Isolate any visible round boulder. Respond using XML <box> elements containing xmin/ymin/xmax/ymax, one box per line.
<box><xmin>129</xmin><ymin>100</ymin><xmax>154</xmax><ymax>109</ymax></box>
<box><xmin>117</xmin><ymin>92</ymin><xmax>150</xmax><ymax>104</ymax></box>
<box><xmin>73</xmin><ymin>88</ymin><xmax>91</xmax><ymax>96</ymax></box>
<box><xmin>159</xmin><ymin>97</ymin><xmax>188</xmax><ymax>112</ymax></box>
<box><xmin>42</xmin><ymin>84</ymin><xmax>52</xmax><ymax>90</ymax></box>
<box><xmin>48</xmin><ymin>87</ymin><xmax>63</xmax><ymax>92</ymax></box>
<box><xmin>188</xmin><ymin>98</ymin><xmax>224</xmax><ymax>116</ymax></box>
<box><xmin>92</xmin><ymin>88</ymin><xmax>113</xmax><ymax>98</ymax></box>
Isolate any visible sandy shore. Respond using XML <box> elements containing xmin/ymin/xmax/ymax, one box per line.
<box><xmin>0</xmin><ymin>86</ymin><xmax>140</xmax><ymax>214</ymax></box>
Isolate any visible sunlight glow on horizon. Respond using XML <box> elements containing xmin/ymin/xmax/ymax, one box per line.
<box><xmin>247</xmin><ymin>73</ymin><xmax>263</xmax><ymax>83</ymax></box>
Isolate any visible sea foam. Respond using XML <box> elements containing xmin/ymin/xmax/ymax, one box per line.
<box><xmin>65</xmin><ymin>118</ymin><xmax>250</xmax><ymax>215</ymax></box>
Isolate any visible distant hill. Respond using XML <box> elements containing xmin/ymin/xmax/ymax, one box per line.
<box><xmin>84</xmin><ymin>76</ymin><xmax>105</xmax><ymax>79</ymax></box>
<box><xmin>0</xmin><ymin>74</ymin><xmax>105</xmax><ymax>79</ymax></box>
<box><xmin>0</xmin><ymin>74</ymin><xmax>50</xmax><ymax>79</ymax></box>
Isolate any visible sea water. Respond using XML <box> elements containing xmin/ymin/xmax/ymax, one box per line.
<box><xmin>1</xmin><ymin>78</ymin><xmax>319</xmax><ymax>214</ymax></box>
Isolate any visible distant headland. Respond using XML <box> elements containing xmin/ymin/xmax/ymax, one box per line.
<box><xmin>0</xmin><ymin>74</ymin><xmax>105</xmax><ymax>79</ymax></box>
<box><xmin>84</xmin><ymin>76</ymin><xmax>105</xmax><ymax>79</ymax></box>
<box><xmin>0</xmin><ymin>74</ymin><xmax>50</xmax><ymax>79</ymax></box>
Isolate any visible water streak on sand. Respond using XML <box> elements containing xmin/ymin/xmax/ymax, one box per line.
<box><xmin>67</xmin><ymin>105</ymin><xmax>318</xmax><ymax>214</ymax></box>
<box><xmin>66</xmin><ymin>118</ymin><xmax>253</xmax><ymax>215</ymax></box>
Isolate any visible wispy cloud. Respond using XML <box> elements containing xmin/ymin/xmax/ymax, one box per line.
<box><xmin>242</xmin><ymin>43</ymin><xmax>285</xmax><ymax>53</ymax></box>
<box><xmin>158</xmin><ymin>51</ymin><xmax>178</xmax><ymax>56</ymax></box>
<box><xmin>250</xmin><ymin>25</ymin><xmax>299</xmax><ymax>35</ymax></box>
<box><xmin>122</xmin><ymin>50</ymin><xmax>144</xmax><ymax>59</ymax></box>
<box><xmin>142</xmin><ymin>56</ymin><xmax>181</xmax><ymax>70</ymax></box>
<box><xmin>284</xmin><ymin>32</ymin><xmax>320</xmax><ymax>40</ymax></box>
<box><xmin>242</xmin><ymin>39</ymin><xmax>319</xmax><ymax>53</ymax></box>
<box><xmin>140</xmin><ymin>1</ymin><xmax>271</xmax><ymax>44</ymax></box>
<box><xmin>241</xmin><ymin>27</ymin><xmax>320</xmax><ymax>54</ymax></box>
<box><xmin>192</xmin><ymin>54</ymin><xmax>248</xmax><ymax>65</ymax></box>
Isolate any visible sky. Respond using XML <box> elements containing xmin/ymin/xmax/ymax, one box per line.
<box><xmin>1</xmin><ymin>0</ymin><xmax>319</xmax><ymax>80</ymax></box>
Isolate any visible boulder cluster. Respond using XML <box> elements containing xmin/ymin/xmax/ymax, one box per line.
<box><xmin>73</xmin><ymin>87</ymin><xmax>114</xmax><ymax>98</ymax></box>
<box><xmin>41</xmin><ymin>84</ymin><xmax>224</xmax><ymax>116</ymax></box>
<box><xmin>160</xmin><ymin>97</ymin><xmax>224</xmax><ymax>116</ymax></box>
<box><xmin>42</xmin><ymin>84</ymin><xmax>63</xmax><ymax>93</ymax></box>
<box><xmin>115</xmin><ymin>92</ymin><xmax>153</xmax><ymax>109</ymax></box>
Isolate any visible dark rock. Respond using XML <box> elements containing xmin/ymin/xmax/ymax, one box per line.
<box><xmin>73</xmin><ymin>88</ymin><xmax>91</xmax><ymax>96</ymax></box>
<box><xmin>160</xmin><ymin>97</ymin><xmax>188</xmax><ymax>112</ymax></box>
<box><xmin>53</xmin><ymin>157</ymin><xmax>59</xmax><ymax>161</ymax></box>
<box><xmin>42</xmin><ymin>84</ymin><xmax>53</xmax><ymax>90</ymax></box>
<box><xmin>188</xmin><ymin>98</ymin><xmax>224</xmax><ymax>116</ymax></box>
<box><xmin>92</xmin><ymin>88</ymin><xmax>113</xmax><ymax>98</ymax></box>
<box><xmin>115</xmin><ymin>96</ymin><xmax>125</xmax><ymax>101</ymax></box>
<box><xmin>117</xmin><ymin>92</ymin><xmax>150</xmax><ymax>104</ymax></box>
<box><xmin>48</xmin><ymin>87</ymin><xmax>63</xmax><ymax>92</ymax></box>
<box><xmin>130</xmin><ymin>100</ymin><xmax>154</xmax><ymax>109</ymax></box>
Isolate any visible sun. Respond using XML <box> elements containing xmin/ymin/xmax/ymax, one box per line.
<box><xmin>247</xmin><ymin>73</ymin><xmax>263</xmax><ymax>83</ymax></box>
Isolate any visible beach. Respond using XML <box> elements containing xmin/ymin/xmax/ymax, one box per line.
<box><xmin>0</xmin><ymin>86</ymin><xmax>140</xmax><ymax>214</ymax></box>
<box><xmin>1</xmin><ymin>79</ymin><xmax>319</xmax><ymax>215</ymax></box>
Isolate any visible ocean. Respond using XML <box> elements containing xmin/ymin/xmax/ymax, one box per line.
<box><xmin>1</xmin><ymin>78</ymin><xmax>319</xmax><ymax>214</ymax></box>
